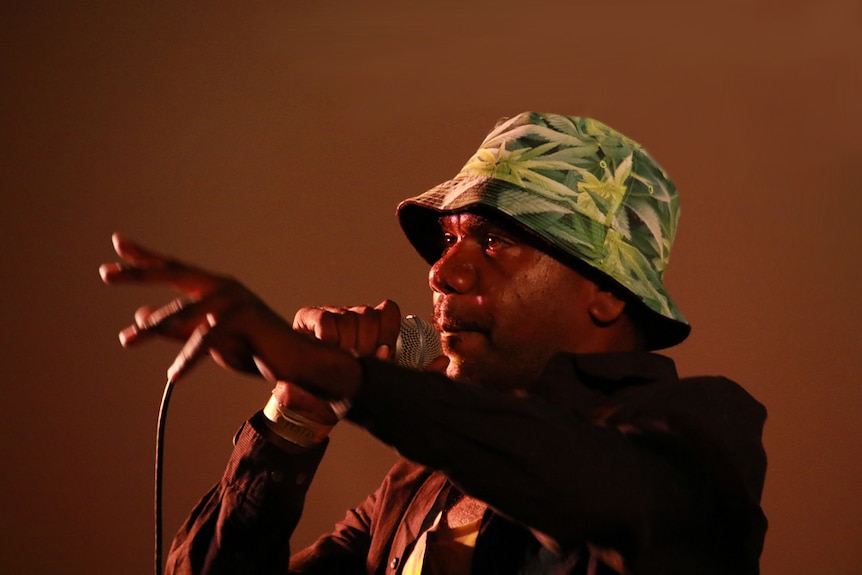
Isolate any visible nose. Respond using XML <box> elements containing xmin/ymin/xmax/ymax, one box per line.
<box><xmin>429</xmin><ymin>242</ymin><xmax>479</xmax><ymax>295</ymax></box>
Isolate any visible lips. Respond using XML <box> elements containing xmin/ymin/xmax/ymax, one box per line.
<box><xmin>439</xmin><ymin>323</ymin><xmax>488</xmax><ymax>337</ymax></box>
<box><xmin>432</xmin><ymin>300</ymin><xmax>491</xmax><ymax>337</ymax></box>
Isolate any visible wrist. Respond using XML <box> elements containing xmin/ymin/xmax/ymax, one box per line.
<box><xmin>263</xmin><ymin>394</ymin><xmax>334</xmax><ymax>447</ymax></box>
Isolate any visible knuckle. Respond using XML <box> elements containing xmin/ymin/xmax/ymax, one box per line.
<box><xmin>352</xmin><ymin>305</ymin><xmax>374</xmax><ymax>317</ymax></box>
<box><xmin>293</xmin><ymin>308</ymin><xmax>321</xmax><ymax>332</ymax></box>
<box><xmin>292</xmin><ymin>306</ymin><xmax>315</xmax><ymax>324</ymax></box>
<box><xmin>134</xmin><ymin>306</ymin><xmax>154</xmax><ymax>324</ymax></box>
<box><xmin>379</xmin><ymin>299</ymin><xmax>401</xmax><ymax>315</ymax></box>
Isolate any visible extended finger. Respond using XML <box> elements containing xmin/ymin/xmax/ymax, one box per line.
<box><xmin>100</xmin><ymin>261</ymin><xmax>223</xmax><ymax>296</ymax></box>
<box><xmin>119</xmin><ymin>305</ymin><xmax>165</xmax><ymax>346</ymax></box>
<box><xmin>122</xmin><ymin>285</ymin><xmax>246</xmax><ymax>348</ymax></box>
<box><xmin>166</xmin><ymin>315</ymin><xmax>214</xmax><ymax>383</ymax></box>
<box><xmin>137</xmin><ymin>296</ymin><xmax>200</xmax><ymax>331</ymax></box>
<box><xmin>100</xmin><ymin>234</ymin><xmax>223</xmax><ymax>295</ymax></box>
<box><xmin>118</xmin><ymin>297</ymin><xmax>203</xmax><ymax>348</ymax></box>
<box><xmin>111</xmin><ymin>233</ymin><xmax>170</xmax><ymax>267</ymax></box>
<box><xmin>99</xmin><ymin>233</ymin><xmax>175</xmax><ymax>281</ymax></box>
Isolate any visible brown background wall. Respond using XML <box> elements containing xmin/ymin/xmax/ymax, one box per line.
<box><xmin>2</xmin><ymin>2</ymin><xmax>860</xmax><ymax>573</ymax></box>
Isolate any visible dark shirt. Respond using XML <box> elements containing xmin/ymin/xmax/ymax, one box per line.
<box><xmin>166</xmin><ymin>352</ymin><xmax>768</xmax><ymax>575</ymax></box>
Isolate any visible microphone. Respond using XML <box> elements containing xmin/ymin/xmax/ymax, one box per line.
<box><xmin>328</xmin><ymin>315</ymin><xmax>441</xmax><ymax>421</ymax></box>
<box><xmin>395</xmin><ymin>315</ymin><xmax>443</xmax><ymax>369</ymax></box>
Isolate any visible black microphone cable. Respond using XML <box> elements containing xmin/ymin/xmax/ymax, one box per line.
<box><xmin>155</xmin><ymin>378</ymin><xmax>176</xmax><ymax>575</ymax></box>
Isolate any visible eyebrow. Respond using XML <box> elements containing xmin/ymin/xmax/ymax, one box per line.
<box><xmin>437</xmin><ymin>213</ymin><xmax>501</xmax><ymax>232</ymax></box>
<box><xmin>438</xmin><ymin>213</ymin><xmax>533</xmax><ymax>241</ymax></box>
<box><xmin>438</xmin><ymin>213</ymin><xmax>484</xmax><ymax>225</ymax></box>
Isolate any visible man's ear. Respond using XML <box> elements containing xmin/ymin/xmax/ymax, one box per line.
<box><xmin>587</xmin><ymin>290</ymin><xmax>627</xmax><ymax>326</ymax></box>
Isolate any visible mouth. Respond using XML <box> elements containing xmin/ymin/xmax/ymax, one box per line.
<box><xmin>437</xmin><ymin>317</ymin><xmax>489</xmax><ymax>336</ymax></box>
<box><xmin>435</xmin><ymin>318</ymin><xmax>492</xmax><ymax>357</ymax></box>
<box><xmin>433</xmin><ymin>300</ymin><xmax>493</xmax><ymax>343</ymax></box>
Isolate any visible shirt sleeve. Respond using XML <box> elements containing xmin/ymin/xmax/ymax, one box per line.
<box><xmin>165</xmin><ymin>412</ymin><xmax>328</xmax><ymax>575</ymax></box>
<box><xmin>345</xmin><ymin>357</ymin><xmax>767</xmax><ymax>573</ymax></box>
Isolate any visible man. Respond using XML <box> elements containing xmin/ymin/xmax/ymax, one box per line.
<box><xmin>101</xmin><ymin>112</ymin><xmax>767</xmax><ymax>574</ymax></box>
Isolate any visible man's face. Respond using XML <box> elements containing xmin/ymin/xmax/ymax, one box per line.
<box><xmin>430</xmin><ymin>212</ymin><xmax>602</xmax><ymax>392</ymax></box>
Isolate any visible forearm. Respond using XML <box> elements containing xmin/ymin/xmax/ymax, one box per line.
<box><xmin>346</xmin><ymin>361</ymin><xmax>653</xmax><ymax>540</ymax></box>
<box><xmin>345</xmin><ymin>358</ymin><xmax>766</xmax><ymax>562</ymax></box>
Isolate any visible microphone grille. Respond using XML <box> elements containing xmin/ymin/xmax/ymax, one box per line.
<box><xmin>395</xmin><ymin>315</ymin><xmax>442</xmax><ymax>369</ymax></box>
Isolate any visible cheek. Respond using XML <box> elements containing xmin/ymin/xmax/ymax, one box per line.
<box><xmin>495</xmin><ymin>285</ymin><xmax>561</xmax><ymax>342</ymax></box>
<box><xmin>499</xmin><ymin>268</ymin><xmax>587</xmax><ymax>344</ymax></box>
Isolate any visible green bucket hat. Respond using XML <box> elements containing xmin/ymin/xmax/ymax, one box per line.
<box><xmin>397</xmin><ymin>111</ymin><xmax>690</xmax><ymax>349</ymax></box>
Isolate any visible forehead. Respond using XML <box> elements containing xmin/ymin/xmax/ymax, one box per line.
<box><xmin>437</xmin><ymin>211</ymin><xmax>527</xmax><ymax>237</ymax></box>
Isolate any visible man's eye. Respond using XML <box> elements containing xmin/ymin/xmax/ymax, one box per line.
<box><xmin>442</xmin><ymin>233</ymin><xmax>457</xmax><ymax>247</ymax></box>
<box><xmin>484</xmin><ymin>234</ymin><xmax>503</xmax><ymax>250</ymax></box>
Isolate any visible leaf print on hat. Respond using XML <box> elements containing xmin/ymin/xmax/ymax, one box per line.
<box><xmin>398</xmin><ymin>112</ymin><xmax>690</xmax><ymax>349</ymax></box>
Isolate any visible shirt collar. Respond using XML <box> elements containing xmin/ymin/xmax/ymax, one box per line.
<box><xmin>533</xmin><ymin>351</ymin><xmax>679</xmax><ymax>400</ymax></box>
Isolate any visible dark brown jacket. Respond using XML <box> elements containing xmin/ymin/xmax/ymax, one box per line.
<box><xmin>167</xmin><ymin>353</ymin><xmax>768</xmax><ymax>574</ymax></box>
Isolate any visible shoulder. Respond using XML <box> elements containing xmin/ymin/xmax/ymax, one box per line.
<box><xmin>606</xmin><ymin>374</ymin><xmax>767</xmax><ymax>465</ymax></box>
<box><xmin>673</xmin><ymin>375</ymin><xmax>767</xmax><ymax>425</ymax></box>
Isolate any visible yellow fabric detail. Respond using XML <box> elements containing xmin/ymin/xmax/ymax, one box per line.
<box><xmin>401</xmin><ymin>511</ymin><xmax>482</xmax><ymax>575</ymax></box>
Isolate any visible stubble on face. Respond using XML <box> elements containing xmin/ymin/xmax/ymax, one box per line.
<box><xmin>432</xmin><ymin>250</ymin><xmax>595</xmax><ymax>393</ymax></box>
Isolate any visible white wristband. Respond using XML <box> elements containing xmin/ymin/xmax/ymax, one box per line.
<box><xmin>263</xmin><ymin>394</ymin><xmax>333</xmax><ymax>447</ymax></box>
